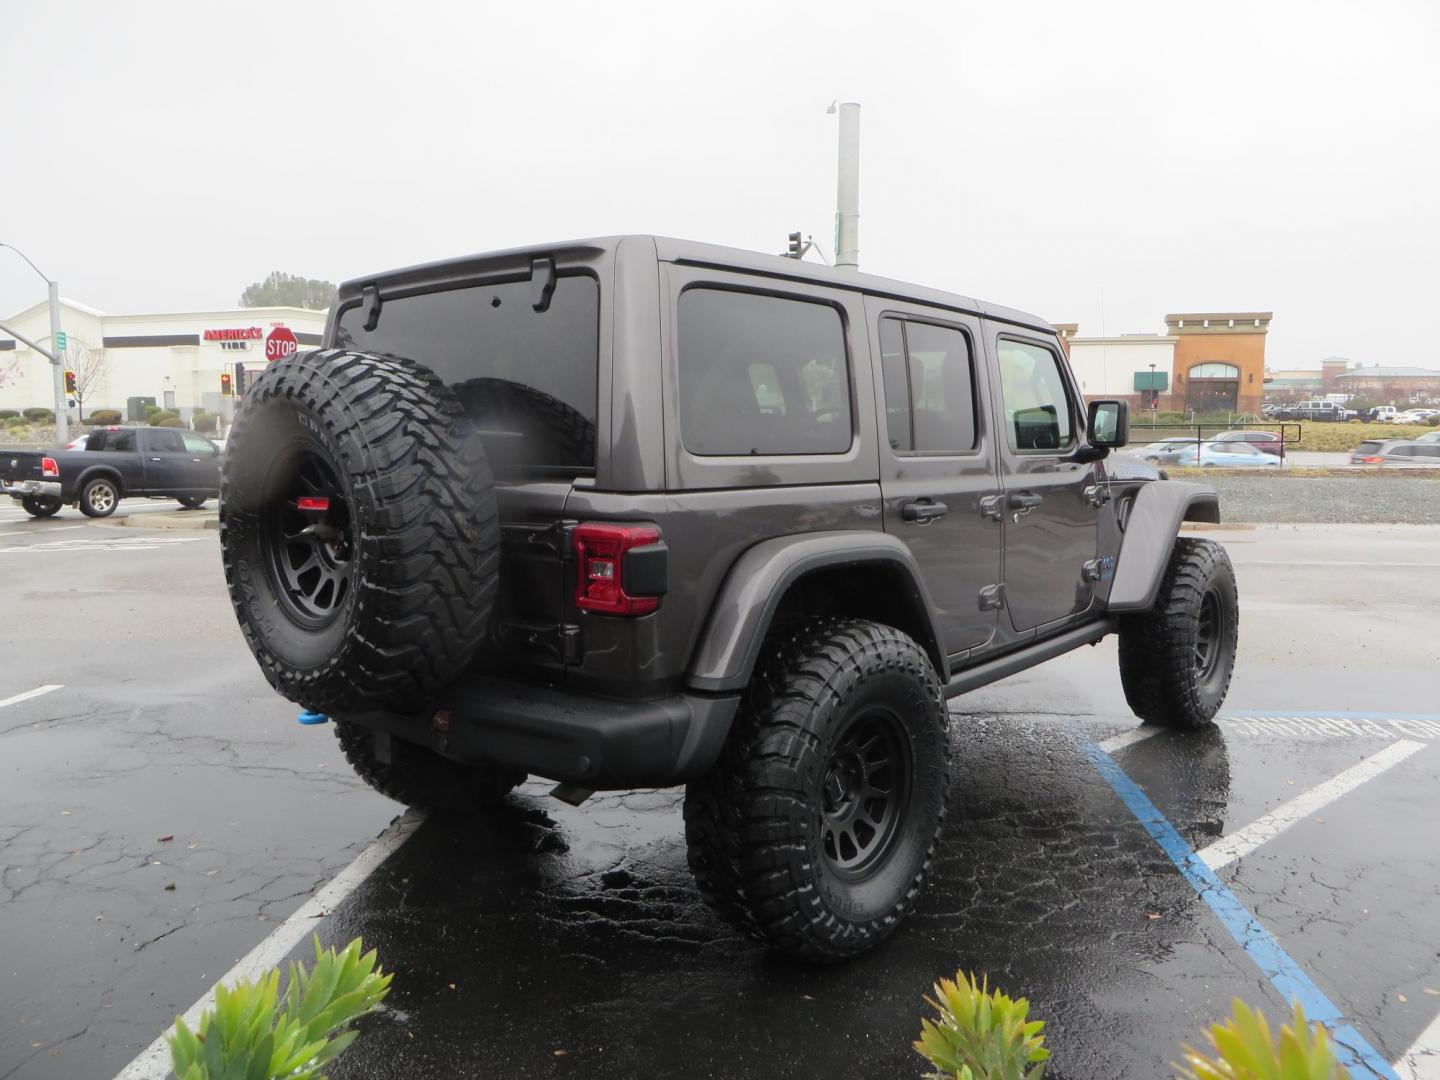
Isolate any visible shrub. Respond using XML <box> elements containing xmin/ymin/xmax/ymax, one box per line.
<box><xmin>193</xmin><ymin>412</ymin><xmax>218</xmax><ymax>433</ymax></box>
<box><xmin>144</xmin><ymin>404</ymin><xmax>163</xmax><ymax>421</ymax></box>
<box><xmin>0</xmin><ymin>410</ymin><xmax>17</xmax><ymax>420</ymax></box>
<box><xmin>88</xmin><ymin>409</ymin><xmax>123</xmax><ymax>425</ymax></box>
<box><xmin>4</xmin><ymin>417</ymin><xmax>28</xmax><ymax>429</ymax></box>
<box><xmin>156</xmin><ymin>416</ymin><xmax>185</xmax><ymax>428</ymax></box>
<box><xmin>1176</xmin><ymin>1000</ymin><xmax>1340</xmax><ymax>1080</ymax></box>
<box><xmin>168</xmin><ymin>936</ymin><xmax>390</xmax><ymax>1080</ymax></box>
<box><xmin>1428</xmin><ymin>414</ymin><xmax>1440</xmax><ymax>427</ymax></box>
<box><xmin>914</xmin><ymin>971</ymin><xmax>1048</xmax><ymax>1079</ymax></box>
<box><xmin>149</xmin><ymin>410</ymin><xmax>180</xmax><ymax>426</ymax></box>
<box><xmin>23</xmin><ymin>407</ymin><xmax>54</xmax><ymax>422</ymax></box>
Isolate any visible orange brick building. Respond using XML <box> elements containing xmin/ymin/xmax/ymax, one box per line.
<box><xmin>1164</xmin><ymin>312</ymin><xmax>1271</xmax><ymax>415</ymax></box>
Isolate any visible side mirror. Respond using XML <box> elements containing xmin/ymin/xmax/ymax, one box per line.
<box><xmin>1088</xmin><ymin>399</ymin><xmax>1129</xmax><ymax>448</ymax></box>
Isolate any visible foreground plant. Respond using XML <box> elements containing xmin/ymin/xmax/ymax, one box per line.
<box><xmin>168</xmin><ymin>936</ymin><xmax>391</xmax><ymax>1080</ymax></box>
<box><xmin>1176</xmin><ymin>1000</ymin><xmax>1341</xmax><ymax>1080</ymax></box>
<box><xmin>914</xmin><ymin>970</ymin><xmax>1048</xmax><ymax>1080</ymax></box>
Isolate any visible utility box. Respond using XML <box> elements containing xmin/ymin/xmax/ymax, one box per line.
<box><xmin>126</xmin><ymin>396</ymin><xmax>157</xmax><ymax>422</ymax></box>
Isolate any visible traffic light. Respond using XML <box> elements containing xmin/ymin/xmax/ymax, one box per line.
<box><xmin>220</xmin><ymin>372</ymin><xmax>233</xmax><ymax>396</ymax></box>
<box><xmin>787</xmin><ymin>231</ymin><xmax>804</xmax><ymax>258</ymax></box>
<box><xmin>233</xmin><ymin>362</ymin><xmax>247</xmax><ymax>397</ymax></box>
<box><xmin>64</xmin><ymin>370</ymin><xmax>76</xmax><ymax>394</ymax></box>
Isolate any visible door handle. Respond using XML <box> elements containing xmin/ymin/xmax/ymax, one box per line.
<box><xmin>148</xmin><ymin>457</ymin><xmax>162</xmax><ymax>462</ymax></box>
<box><xmin>901</xmin><ymin>499</ymin><xmax>948</xmax><ymax>523</ymax></box>
<box><xmin>1008</xmin><ymin>492</ymin><xmax>1042</xmax><ymax>511</ymax></box>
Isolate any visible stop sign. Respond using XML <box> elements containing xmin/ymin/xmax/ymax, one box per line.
<box><xmin>265</xmin><ymin>326</ymin><xmax>298</xmax><ymax>362</ymax></box>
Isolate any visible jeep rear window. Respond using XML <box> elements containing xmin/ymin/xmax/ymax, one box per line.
<box><xmin>335</xmin><ymin>274</ymin><xmax>599</xmax><ymax>474</ymax></box>
<box><xmin>678</xmin><ymin>288</ymin><xmax>850</xmax><ymax>456</ymax></box>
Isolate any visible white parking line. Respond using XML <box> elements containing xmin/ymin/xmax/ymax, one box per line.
<box><xmin>1396</xmin><ymin>1009</ymin><xmax>1440</xmax><ymax>1079</ymax></box>
<box><xmin>1097</xmin><ymin>727</ymin><xmax>1164</xmax><ymax>754</ymax></box>
<box><xmin>0</xmin><ymin>525</ymin><xmax>85</xmax><ymax>539</ymax></box>
<box><xmin>0</xmin><ymin>684</ymin><xmax>63</xmax><ymax>710</ymax></box>
<box><xmin>1199</xmin><ymin>740</ymin><xmax>1427</xmax><ymax>870</ymax></box>
<box><xmin>116</xmin><ymin>809</ymin><xmax>424</xmax><ymax>1080</ymax></box>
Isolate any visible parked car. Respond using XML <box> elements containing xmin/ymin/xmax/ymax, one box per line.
<box><xmin>1136</xmin><ymin>436</ymin><xmax>1201</xmax><ymax>463</ymax></box>
<box><xmin>1156</xmin><ymin>441</ymin><xmax>1281</xmax><ymax>468</ymax></box>
<box><xmin>217</xmin><ymin>235</ymin><xmax>1238</xmax><ymax>962</ymax></box>
<box><xmin>1394</xmin><ymin>409</ymin><xmax>1440</xmax><ymax>425</ymax></box>
<box><xmin>1289</xmin><ymin>400</ymin><xmax>1355</xmax><ymax>422</ymax></box>
<box><xmin>0</xmin><ymin>425</ymin><xmax>221</xmax><ymax>518</ymax></box>
<box><xmin>1209</xmin><ymin>430</ymin><xmax>1284</xmax><ymax>456</ymax></box>
<box><xmin>1350</xmin><ymin>439</ymin><xmax>1440</xmax><ymax>465</ymax></box>
<box><xmin>1361</xmin><ymin>405</ymin><xmax>1401</xmax><ymax>423</ymax></box>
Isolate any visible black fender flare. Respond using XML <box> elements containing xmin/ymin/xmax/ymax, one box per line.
<box><xmin>73</xmin><ymin>465</ymin><xmax>125</xmax><ymax>502</ymax></box>
<box><xmin>686</xmin><ymin>531</ymin><xmax>948</xmax><ymax>693</ymax></box>
<box><xmin>1107</xmin><ymin>481</ymin><xmax>1221</xmax><ymax>612</ymax></box>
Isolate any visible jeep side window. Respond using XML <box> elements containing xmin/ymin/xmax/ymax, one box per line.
<box><xmin>678</xmin><ymin>288</ymin><xmax>850</xmax><ymax>456</ymax></box>
<box><xmin>996</xmin><ymin>340</ymin><xmax>1073</xmax><ymax>451</ymax></box>
<box><xmin>878</xmin><ymin>317</ymin><xmax>977</xmax><ymax>454</ymax></box>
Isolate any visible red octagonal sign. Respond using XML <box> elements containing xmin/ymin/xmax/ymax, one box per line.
<box><xmin>265</xmin><ymin>326</ymin><xmax>298</xmax><ymax>362</ymax></box>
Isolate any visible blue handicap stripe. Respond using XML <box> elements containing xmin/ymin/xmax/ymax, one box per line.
<box><xmin>1078</xmin><ymin>736</ymin><xmax>1399</xmax><ymax>1080</ymax></box>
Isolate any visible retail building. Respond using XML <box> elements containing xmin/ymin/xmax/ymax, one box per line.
<box><xmin>0</xmin><ymin>297</ymin><xmax>326</xmax><ymax>419</ymax></box>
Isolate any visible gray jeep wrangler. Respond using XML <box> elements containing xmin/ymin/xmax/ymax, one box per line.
<box><xmin>219</xmin><ymin>236</ymin><xmax>1237</xmax><ymax>961</ymax></box>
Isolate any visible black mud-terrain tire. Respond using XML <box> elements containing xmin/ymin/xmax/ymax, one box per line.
<box><xmin>79</xmin><ymin>476</ymin><xmax>119</xmax><ymax>518</ymax></box>
<box><xmin>177</xmin><ymin>495</ymin><xmax>207</xmax><ymax>510</ymax></box>
<box><xmin>1118</xmin><ymin>537</ymin><xmax>1238</xmax><ymax>729</ymax></box>
<box><xmin>220</xmin><ymin>348</ymin><xmax>500</xmax><ymax>714</ymax></box>
<box><xmin>335</xmin><ymin>721</ymin><xmax>524</xmax><ymax>814</ymax></box>
<box><xmin>683</xmin><ymin>619</ymin><xmax>950</xmax><ymax>962</ymax></box>
<box><xmin>21</xmin><ymin>495</ymin><xmax>61</xmax><ymax>518</ymax></box>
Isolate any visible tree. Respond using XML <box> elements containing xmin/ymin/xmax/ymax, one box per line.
<box><xmin>65</xmin><ymin>341</ymin><xmax>108</xmax><ymax>418</ymax></box>
<box><xmin>240</xmin><ymin>272</ymin><xmax>338</xmax><ymax>311</ymax></box>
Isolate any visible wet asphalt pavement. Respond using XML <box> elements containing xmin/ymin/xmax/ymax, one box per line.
<box><xmin>2</xmin><ymin>505</ymin><xmax>1438</xmax><ymax>1079</ymax></box>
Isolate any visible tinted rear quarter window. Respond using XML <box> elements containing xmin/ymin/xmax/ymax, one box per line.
<box><xmin>335</xmin><ymin>275</ymin><xmax>600</xmax><ymax>474</ymax></box>
<box><xmin>678</xmin><ymin>288</ymin><xmax>850</xmax><ymax>456</ymax></box>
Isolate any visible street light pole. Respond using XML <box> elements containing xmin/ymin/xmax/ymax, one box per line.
<box><xmin>829</xmin><ymin>101</ymin><xmax>860</xmax><ymax>269</ymax></box>
<box><xmin>1</xmin><ymin>242</ymin><xmax>68</xmax><ymax>445</ymax></box>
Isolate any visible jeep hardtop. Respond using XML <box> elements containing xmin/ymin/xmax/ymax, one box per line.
<box><xmin>219</xmin><ymin>235</ymin><xmax>1237</xmax><ymax>960</ymax></box>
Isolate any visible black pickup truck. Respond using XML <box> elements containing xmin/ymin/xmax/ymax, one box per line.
<box><xmin>1</xmin><ymin>425</ymin><xmax>221</xmax><ymax>518</ymax></box>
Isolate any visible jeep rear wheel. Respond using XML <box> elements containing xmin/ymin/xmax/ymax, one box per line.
<box><xmin>220</xmin><ymin>348</ymin><xmax>500</xmax><ymax>714</ymax></box>
<box><xmin>683</xmin><ymin>619</ymin><xmax>950</xmax><ymax>962</ymax></box>
<box><xmin>335</xmin><ymin>721</ymin><xmax>524</xmax><ymax>814</ymax></box>
<box><xmin>1118</xmin><ymin>537</ymin><xmax>1239</xmax><ymax>729</ymax></box>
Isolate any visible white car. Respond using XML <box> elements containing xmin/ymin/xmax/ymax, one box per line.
<box><xmin>1396</xmin><ymin>409</ymin><xmax>1439</xmax><ymax>425</ymax></box>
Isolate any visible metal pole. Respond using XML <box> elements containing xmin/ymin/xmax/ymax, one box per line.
<box><xmin>48</xmin><ymin>280</ymin><xmax>68</xmax><ymax>445</ymax></box>
<box><xmin>835</xmin><ymin>102</ymin><xmax>860</xmax><ymax>269</ymax></box>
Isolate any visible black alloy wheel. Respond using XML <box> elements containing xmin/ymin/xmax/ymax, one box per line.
<box><xmin>260</xmin><ymin>447</ymin><xmax>355</xmax><ymax>629</ymax></box>
<box><xmin>1193</xmin><ymin>589</ymin><xmax>1225</xmax><ymax>682</ymax></box>
<box><xmin>820</xmin><ymin>709</ymin><xmax>912</xmax><ymax>878</ymax></box>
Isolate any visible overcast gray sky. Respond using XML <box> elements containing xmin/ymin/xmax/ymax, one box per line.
<box><xmin>3</xmin><ymin>0</ymin><xmax>1437</xmax><ymax>370</ymax></box>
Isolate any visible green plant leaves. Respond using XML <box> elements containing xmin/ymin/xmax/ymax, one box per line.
<box><xmin>1175</xmin><ymin>1000</ymin><xmax>1342</xmax><ymax>1080</ymax></box>
<box><xmin>914</xmin><ymin>971</ymin><xmax>1048</xmax><ymax>1080</ymax></box>
<box><xmin>168</xmin><ymin>936</ymin><xmax>391</xmax><ymax>1080</ymax></box>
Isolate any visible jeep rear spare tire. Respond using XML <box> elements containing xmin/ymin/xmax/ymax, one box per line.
<box><xmin>220</xmin><ymin>348</ymin><xmax>500</xmax><ymax>713</ymax></box>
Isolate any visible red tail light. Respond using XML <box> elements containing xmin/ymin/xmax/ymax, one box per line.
<box><xmin>41</xmin><ymin>457</ymin><xmax>59</xmax><ymax>478</ymax></box>
<box><xmin>296</xmin><ymin>497</ymin><xmax>330</xmax><ymax>512</ymax></box>
<box><xmin>1361</xmin><ymin>456</ymin><xmax>1384</xmax><ymax>464</ymax></box>
<box><xmin>573</xmin><ymin>522</ymin><xmax>663</xmax><ymax>616</ymax></box>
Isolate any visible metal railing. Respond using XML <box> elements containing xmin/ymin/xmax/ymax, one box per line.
<box><xmin>1127</xmin><ymin>421</ymin><xmax>1303</xmax><ymax>466</ymax></box>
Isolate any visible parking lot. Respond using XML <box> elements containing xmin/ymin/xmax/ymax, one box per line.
<box><xmin>1</xmin><ymin>503</ymin><xmax>1438</xmax><ymax>1079</ymax></box>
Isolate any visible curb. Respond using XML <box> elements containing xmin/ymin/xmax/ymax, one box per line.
<box><xmin>104</xmin><ymin>511</ymin><xmax>219</xmax><ymax>532</ymax></box>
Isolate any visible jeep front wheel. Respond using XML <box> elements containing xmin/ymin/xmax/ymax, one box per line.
<box><xmin>1118</xmin><ymin>537</ymin><xmax>1239</xmax><ymax>729</ymax></box>
<box><xmin>683</xmin><ymin>619</ymin><xmax>950</xmax><ymax>962</ymax></box>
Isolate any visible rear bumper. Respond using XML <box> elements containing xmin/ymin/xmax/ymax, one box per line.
<box><xmin>336</xmin><ymin>676</ymin><xmax>740</xmax><ymax>789</ymax></box>
<box><xmin>4</xmin><ymin>481</ymin><xmax>62</xmax><ymax>499</ymax></box>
